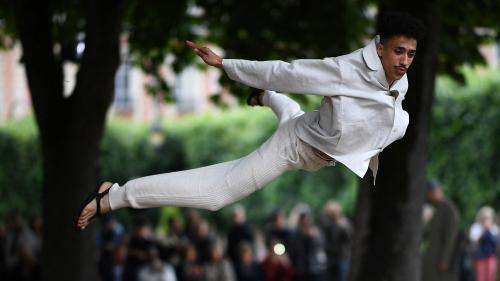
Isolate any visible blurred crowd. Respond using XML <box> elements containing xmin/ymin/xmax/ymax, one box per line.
<box><xmin>92</xmin><ymin>200</ymin><xmax>352</xmax><ymax>281</ymax></box>
<box><xmin>0</xmin><ymin>210</ymin><xmax>42</xmax><ymax>281</ymax></box>
<box><xmin>0</xmin><ymin>200</ymin><xmax>352</xmax><ymax>281</ymax></box>
<box><xmin>422</xmin><ymin>180</ymin><xmax>499</xmax><ymax>281</ymax></box>
<box><xmin>0</xmin><ymin>181</ymin><xmax>498</xmax><ymax>281</ymax></box>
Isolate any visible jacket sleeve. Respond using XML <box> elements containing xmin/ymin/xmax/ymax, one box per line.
<box><xmin>222</xmin><ymin>58</ymin><xmax>343</xmax><ymax>96</ymax></box>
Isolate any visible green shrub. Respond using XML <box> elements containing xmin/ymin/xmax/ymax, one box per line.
<box><xmin>428</xmin><ymin>67</ymin><xmax>500</xmax><ymax>223</ymax></box>
<box><xmin>0</xmin><ymin>117</ymin><xmax>42</xmax><ymax>215</ymax></box>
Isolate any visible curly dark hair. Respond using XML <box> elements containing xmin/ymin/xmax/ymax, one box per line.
<box><xmin>376</xmin><ymin>11</ymin><xmax>426</xmax><ymax>43</ymax></box>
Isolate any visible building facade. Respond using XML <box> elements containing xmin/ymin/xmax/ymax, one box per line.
<box><xmin>0</xmin><ymin>38</ymin><xmax>230</xmax><ymax>123</ymax></box>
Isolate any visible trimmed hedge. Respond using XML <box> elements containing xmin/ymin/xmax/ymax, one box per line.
<box><xmin>428</xmin><ymin>68</ymin><xmax>500</xmax><ymax>223</ymax></box>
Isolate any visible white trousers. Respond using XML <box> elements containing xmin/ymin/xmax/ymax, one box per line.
<box><xmin>108</xmin><ymin>91</ymin><xmax>335</xmax><ymax>211</ymax></box>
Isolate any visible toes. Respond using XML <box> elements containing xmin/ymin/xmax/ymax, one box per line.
<box><xmin>78</xmin><ymin>215</ymin><xmax>87</xmax><ymax>223</ymax></box>
<box><xmin>77</xmin><ymin>218</ymin><xmax>89</xmax><ymax>228</ymax></box>
<box><xmin>80</xmin><ymin>202</ymin><xmax>97</xmax><ymax>220</ymax></box>
<box><xmin>81</xmin><ymin>213</ymin><xmax>92</xmax><ymax>221</ymax></box>
<box><xmin>82</xmin><ymin>207</ymin><xmax>92</xmax><ymax>216</ymax></box>
<box><xmin>78</xmin><ymin>210</ymin><xmax>89</xmax><ymax>221</ymax></box>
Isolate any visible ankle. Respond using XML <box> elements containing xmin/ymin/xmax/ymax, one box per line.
<box><xmin>100</xmin><ymin>194</ymin><xmax>111</xmax><ymax>213</ymax></box>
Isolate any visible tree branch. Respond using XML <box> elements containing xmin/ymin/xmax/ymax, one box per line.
<box><xmin>11</xmin><ymin>0</ymin><xmax>64</xmax><ymax>130</ymax></box>
<box><xmin>71</xmin><ymin>0</ymin><xmax>126</xmax><ymax>111</ymax></box>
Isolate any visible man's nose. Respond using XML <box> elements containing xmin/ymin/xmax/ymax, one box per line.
<box><xmin>401</xmin><ymin>55</ymin><xmax>410</xmax><ymax>66</ymax></box>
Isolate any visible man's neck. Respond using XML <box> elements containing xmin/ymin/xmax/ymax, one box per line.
<box><xmin>383</xmin><ymin>68</ymin><xmax>396</xmax><ymax>88</ymax></box>
<box><xmin>386</xmin><ymin>74</ymin><xmax>397</xmax><ymax>88</ymax></box>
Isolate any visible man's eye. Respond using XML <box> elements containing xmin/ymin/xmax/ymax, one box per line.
<box><xmin>394</xmin><ymin>49</ymin><xmax>403</xmax><ymax>54</ymax></box>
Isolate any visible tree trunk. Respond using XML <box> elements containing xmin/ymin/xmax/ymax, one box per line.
<box><xmin>350</xmin><ymin>2</ymin><xmax>441</xmax><ymax>281</ymax></box>
<box><xmin>12</xmin><ymin>1</ymin><xmax>124</xmax><ymax>280</ymax></box>
<box><xmin>41</xmin><ymin>122</ymin><xmax>107</xmax><ymax>280</ymax></box>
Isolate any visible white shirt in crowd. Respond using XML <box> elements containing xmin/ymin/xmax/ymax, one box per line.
<box><xmin>138</xmin><ymin>262</ymin><xmax>177</xmax><ymax>281</ymax></box>
<box><xmin>469</xmin><ymin>222</ymin><xmax>499</xmax><ymax>242</ymax></box>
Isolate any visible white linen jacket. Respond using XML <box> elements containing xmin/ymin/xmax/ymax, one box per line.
<box><xmin>222</xmin><ymin>36</ymin><xmax>409</xmax><ymax>184</ymax></box>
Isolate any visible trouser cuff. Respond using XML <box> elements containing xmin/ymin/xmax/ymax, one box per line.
<box><xmin>108</xmin><ymin>183</ymin><xmax>129</xmax><ymax>210</ymax></box>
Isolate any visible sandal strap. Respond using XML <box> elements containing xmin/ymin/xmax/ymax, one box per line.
<box><xmin>94</xmin><ymin>188</ymin><xmax>111</xmax><ymax>217</ymax></box>
<box><xmin>95</xmin><ymin>196</ymin><xmax>101</xmax><ymax>218</ymax></box>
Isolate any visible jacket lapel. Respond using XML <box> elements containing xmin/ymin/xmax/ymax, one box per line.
<box><xmin>362</xmin><ymin>36</ymin><xmax>389</xmax><ymax>90</ymax></box>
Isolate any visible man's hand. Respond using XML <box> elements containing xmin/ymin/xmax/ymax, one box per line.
<box><xmin>186</xmin><ymin>40</ymin><xmax>223</xmax><ymax>68</ymax></box>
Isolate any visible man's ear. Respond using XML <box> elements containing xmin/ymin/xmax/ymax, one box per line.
<box><xmin>376</xmin><ymin>43</ymin><xmax>383</xmax><ymax>57</ymax></box>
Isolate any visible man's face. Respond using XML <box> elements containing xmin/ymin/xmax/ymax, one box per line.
<box><xmin>427</xmin><ymin>187</ymin><xmax>443</xmax><ymax>204</ymax></box>
<box><xmin>377</xmin><ymin>35</ymin><xmax>417</xmax><ymax>84</ymax></box>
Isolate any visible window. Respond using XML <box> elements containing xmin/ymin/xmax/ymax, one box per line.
<box><xmin>114</xmin><ymin>61</ymin><xmax>131</xmax><ymax>111</ymax></box>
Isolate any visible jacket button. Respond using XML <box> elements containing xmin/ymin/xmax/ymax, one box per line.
<box><xmin>389</xmin><ymin>90</ymin><xmax>399</xmax><ymax>98</ymax></box>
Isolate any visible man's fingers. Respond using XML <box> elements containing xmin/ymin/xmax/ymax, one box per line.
<box><xmin>197</xmin><ymin>47</ymin><xmax>210</xmax><ymax>57</ymax></box>
<box><xmin>185</xmin><ymin>40</ymin><xmax>200</xmax><ymax>50</ymax></box>
<box><xmin>186</xmin><ymin>41</ymin><xmax>212</xmax><ymax>54</ymax></box>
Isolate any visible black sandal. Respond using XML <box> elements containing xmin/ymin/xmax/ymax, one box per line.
<box><xmin>246</xmin><ymin>89</ymin><xmax>264</xmax><ymax>106</ymax></box>
<box><xmin>76</xmin><ymin>184</ymin><xmax>112</xmax><ymax>230</ymax></box>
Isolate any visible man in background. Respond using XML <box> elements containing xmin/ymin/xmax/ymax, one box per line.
<box><xmin>422</xmin><ymin>180</ymin><xmax>460</xmax><ymax>281</ymax></box>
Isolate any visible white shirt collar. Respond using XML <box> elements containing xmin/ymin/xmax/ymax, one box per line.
<box><xmin>362</xmin><ymin>35</ymin><xmax>389</xmax><ymax>88</ymax></box>
<box><xmin>362</xmin><ymin>35</ymin><xmax>382</xmax><ymax>71</ymax></box>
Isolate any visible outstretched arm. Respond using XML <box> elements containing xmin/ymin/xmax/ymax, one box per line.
<box><xmin>186</xmin><ymin>41</ymin><xmax>343</xmax><ymax>96</ymax></box>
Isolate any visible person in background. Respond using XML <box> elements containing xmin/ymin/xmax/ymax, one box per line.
<box><xmin>261</xmin><ymin>238</ymin><xmax>294</xmax><ymax>281</ymax></box>
<box><xmin>234</xmin><ymin>241</ymin><xmax>263</xmax><ymax>281</ymax></box>
<box><xmin>156</xmin><ymin>216</ymin><xmax>188</xmax><ymax>273</ymax></box>
<box><xmin>123</xmin><ymin>216</ymin><xmax>157</xmax><ymax>281</ymax></box>
<box><xmin>99</xmin><ymin>215</ymin><xmax>125</xmax><ymax>281</ymax></box>
<box><xmin>100</xmin><ymin>226</ymin><xmax>118</xmax><ymax>281</ymax></box>
<box><xmin>185</xmin><ymin>210</ymin><xmax>202</xmax><ymax>242</ymax></box>
<box><xmin>3</xmin><ymin>209</ymin><xmax>41</xmax><ymax>281</ymax></box>
<box><xmin>113</xmin><ymin>243</ymin><xmax>128</xmax><ymax>281</ymax></box>
<box><xmin>319</xmin><ymin>200</ymin><xmax>352</xmax><ymax>281</ymax></box>
<box><xmin>27</xmin><ymin>214</ymin><xmax>42</xmax><ymax>281</ymax></box>
<box><xmin>291</xmin><ymin>212</ymin><xmax>327</xmax><ymax>281</ymax></box>
<box><xmin>178</xmin><ymin>243</ymin><xmax>204</xmax><ymax>281</ymax></box>
<box><xmin>469</xmin><ymin>206</ymin><xmax>498</xmax><ymax>281</ymax></box>
<box><xmin>422</xmin><ymin>180</ymin><xmax>460</xmax><ymax>281</ymax></box>
<box><xmin>102</xmin><ymin>214</ymin><xmax>125</xmax><ymax>246</ymax></box>
<box><xmin>204</xmin><ymin>240</ymin><xmax>236</xmax><ymax>281</ymax></box>
<box><xmin>193</xmin><ymin>219</ymin><xmax>215</xmax><ymax>264</ymax></box>
<box><xmin>138</xmin><ymin>246</ymin><xmax>178</xmax><ymax>281</ymax></box>
<box><xmin>455</xmin><ymin>230</ymin><xmax>475</xmax><ymax>281</ymax></box>
<box><xmin>266</xmin><ymin>210</ymin><xmax>292</xmax><ymax>253</ymax></box>
<box><xmin>252</xmin><ymin>230</ymin><xmax>268</xmax><ymax>262</ymax></box>
<box><xmin>227</xmin><ymin>205</ymin><xmax>254</xmax><ymax>263</ymax></box>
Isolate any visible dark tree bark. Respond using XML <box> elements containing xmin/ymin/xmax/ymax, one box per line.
<box><xmin>350</xmin><ymin>2</ymin><xmax>442</xmax><ymax>281</ymax></box>
<box><xmin>12</xmin><ymin>1</ymin><xmax>125</xmax><ymax>280</ymax></box>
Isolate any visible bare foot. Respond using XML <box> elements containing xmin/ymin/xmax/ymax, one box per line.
<box><xmin>77</xmin><ymin>182</ymin><xmax>113</xmax><ymax>230</ymax></box>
